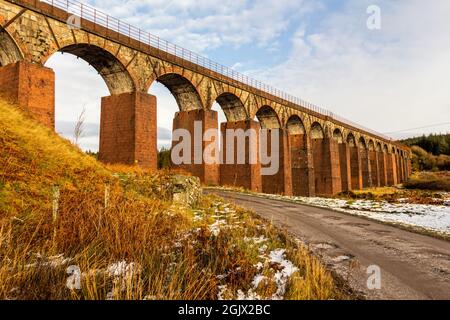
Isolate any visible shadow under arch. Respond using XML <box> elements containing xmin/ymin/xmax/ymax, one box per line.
<box><xmin>359</xmin><ymin>136</ymin><xmax>367</xmax><ymax>149</ymax></box>
<box><xmin>287</xmin><ymin>115</ymin><xmax>313</xmax><ymax>196</ymax></box>
<box><xmin>358</xmin><ymin>137</ymin><xmax>372</xmax><ymax>188</ymax></box>
<box><xmin>368</xmin><ymin>140</ymin><xmax>380</xmax><ymax>187</ymax></box>
<box><xmin>152</xmin><ymin>73</ymin><xmax>204</xmax><ymax>112</ymax></box>
<box><xmin>346</xmin><ymin>132</ymin><xmax>362</xmax><ymax>190</ymax></box>
<box><xmin>255</xmin><ymin>105</ymin><xmax>281</xmax><ymax>129</ymax></box>
<box><xmin>215</xmin><ymin>92</ymin><xmax>248</xmax><ymax>122</ymax></box>
<box><xmin>45</xmin><ymin>44</ymin><xmax>135</xmax><ymax>95</ymax></box>
<box><xmin>0</xmin><ymin>27</ymin><xmax>23</xmax><ymax>66</ymax></box>
<box><xmin>310</xmin><ymin>122</ymin><xmax>325</xmax><ymax>140</ymax></box>
<box><xmin>347</xmin><ymin>132</ymin><xmax>356</xmax><ymax>147</ymax></box>
<box><xmin>286</xmin><ymin>115</ymin><xmax>306</xmax><ymax>134</ymax></box>
<box><xmin>332</xmin><ymin>128</ymin><xmax>343</xmax><ymax>144</ymax></box>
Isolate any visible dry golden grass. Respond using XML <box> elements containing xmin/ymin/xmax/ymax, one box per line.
<box><xmin>0</xmin><ymin>100</ymin><xmax>345</xmax><ymax>300</ymax></box>
<box><xmin>337</xmin><ymin>182</ymin><xmax>449</xmax><ymax>205</ymax></box>
<box><xmin>404</xmin><ymin>171</ymin><xmax>450</xmax><ymax>192</ymax></box>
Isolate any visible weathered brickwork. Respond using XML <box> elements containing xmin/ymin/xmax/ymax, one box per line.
<box><xmin>360</xmin><ymin>149</ymin><xmax>372</xmax><ymax>188</ymax></box>
<box><xmin>378</xmin><ymin>153</ymin><xmax>388</xmax><ymax>187</ymax></box>
<box><xmin>289</xmin><ymin>134</ymin><xmax>315</xmax><ymax>196</ymax></box>
<box><xmin>0</xmin><ymin>0</ymin><xmax>412</xmax><ymax>196</ymax></box>
<box><xmin>312</xmin><ymin>138</ymin><xmax>342</xmax><ymax>196</ymax></box>
<box><xmin>0</xmin><ymin>61</ymin><xmax>54</xmax><ymax>128</ymax></box>
<box><xmin>172</xmin><ymin>109</ymin><xmax>219</xmax><ymax>185</ymax></box>
<box><xmin>261</xmin><ymin>129</ymin><xmax>292</xmax><ymax>196</ymax></box>
<box><xmin>369</xmin><ymin>151</ymin><xmax>380</xmax><ymax>188</ymax></box>
<box><xmin>349</xmin><ymin>147</ymin><xmax>363</xmax><ymax>190</ymax></box>
<box><xmin>220</xmin><ymin>120</ymin><xmax>262</xmax><ymax>192</ymax></box>
<box><xmin>338</xmin><ymin>143</ymin><xmax>352</xmax><ymax>192</ymax></box>
<box><xmin>99</xmin><ymin>92</ymin><xmax>157</xmax><ymax>170</ymax></box>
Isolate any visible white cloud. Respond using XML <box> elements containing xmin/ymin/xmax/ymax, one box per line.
<box><xmin>258</xmin><ymin>0</ymin><xmax>450</xmax><ymax>136</ymax></box>
<box><xmin>87</xmin><ymin>0</ymin><xmax>308</xmax><ymax>51</ymax></box>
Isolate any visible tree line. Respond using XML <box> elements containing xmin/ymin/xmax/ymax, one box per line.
<box><xmin>401</xmin><ymin>133</ymin><xmax>450</xmax><ymax>156</ymax></box>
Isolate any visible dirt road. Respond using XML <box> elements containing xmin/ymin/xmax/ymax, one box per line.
<box><xmin>207</xmin><ymin>190</ymin><xmax>450</xmax><ymax>300</ymax></box>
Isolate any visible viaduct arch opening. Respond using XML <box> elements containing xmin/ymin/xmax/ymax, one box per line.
<box><xmin>0</xmin><ymin>27</ymin><xmax>22</xmax><ymax>67</ymax></box>
<box><xmin>359</xmin><ymin>137</ymin><xmax>372</xmax><ymax>188</ymax></box>
<box><xmin>44</xmin><ymin>44</ymin><xmax>143</xmax><ymax>166</ymax></box>
<box><xmin>287</xmin><ymin>115</ymin><xmax>313</xmax><ymax>196</ymax></box>
<box><xmin>255</xmin><ymin>106</ymin><xmax>291</xmax><ymax>195</ymax></box>
<box><xmin>347</xmin><ymin>133</ymin><xmax>362</xmax><ymax>190</ymax></box>
<box><xmin>45</xmin><ymin>51</ymin><xmax>107</xmax><ymax>152</ymax></box>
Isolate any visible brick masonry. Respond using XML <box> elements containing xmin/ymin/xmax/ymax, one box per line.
<box><xmin>0</xmin><ymin>61</ymin><xmax>55</xmax><ymax>128</ymax></box>
<box><xmin>99</xmin><ymin>92</ymin><xmax>157</xmax><ymax>170</ymax></box>
<box><xmin>378</xmin><ymin>153</ymin><xmax>388</xmax><ymax>186</ymax></box>
<box><xmin>360</xmin><ymin>149</ymin><xmax>372</xmax><ymax>188</ymax></box>
<box><xmin>172</xmin><ymin>109</ymin><xmax>220</xmax><ymax>185</ymax></box>
<box><xmin>261</xmin><ymin>129</ymin><xmax>292</xmax><ymax>196</ymax></box>
<box><xmin>369</xmin><ymin>150</ymin><xmax>380</xmax><ymax>188</ymax></box>
<box><xmin>220</xmin><ymin>120</ymin><xmax>262</xmax><ymax>192</ymax></box>
<box><xmin>312</xmin><ymin>138</ymin><xmax>342</xmax><ymax>196</ymax></box>
<box><xmin>349</xmin><ymin>147</ymin><xmax>363</xmax><ymax>190</ymax></box>
<box><xmin>387</xmin><ymin>153</ymin><xmax>398</xmax><ymax>186</ymax></box>
<box><xmin>338</xmin><ymin>143</ymin><xmax>352</xmax><ymax>192</ymax></box>
<box><xmin>289</xmin><ymin>134</ymin><xmax>315</xmax><ymax>196</ymax></box>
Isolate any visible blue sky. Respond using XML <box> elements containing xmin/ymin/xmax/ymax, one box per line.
<box><xmin>45</xmin><ymin>0</ymin><xmax>450</xmax><ymax>151</ymax></box>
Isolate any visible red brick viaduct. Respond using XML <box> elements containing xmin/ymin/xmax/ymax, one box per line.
<box><xmin>0</xmin><ymin>0</ymin><xmax>412</xmax><ymax>196</ymax></box>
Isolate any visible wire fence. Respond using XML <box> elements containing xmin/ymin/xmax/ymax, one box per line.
<box><xmin>38</xmin><ymin>0</ymin><xmax>393</xmax><ymax>141</ymax></box>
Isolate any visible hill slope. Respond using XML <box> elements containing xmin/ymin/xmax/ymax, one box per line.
<box><xmin>0</xmin><ymin>99</ymin><xmax>344</xmax><ymax>300</ymax></box>
<box><xmin>401</xmin><ymin>134</ymin><xmax>450</xmax><ymax>156</ymax></box>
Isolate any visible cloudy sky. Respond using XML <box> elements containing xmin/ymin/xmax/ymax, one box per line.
<box><xmin>46</xmin><ymin>0</ymin><xmax>450</xmax><ymax>151</ymax></box>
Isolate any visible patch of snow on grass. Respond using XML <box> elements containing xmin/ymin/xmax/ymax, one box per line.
<box><xmin>209</xmin><ymin>220</ymin><xmax>227</xmax><ymax>236</ymax></box>
<box><xmin>268</xmin><ymin>249</ymin><xmax>299</xmax><ymax>300</ymax></box>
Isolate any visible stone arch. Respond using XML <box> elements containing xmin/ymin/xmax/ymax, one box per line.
<box><xmin>368</xmin><ymin>140</ymin><xmax>375</xmax><ymax>151</ymax></box>
<box><xmin>383</xmin><ymin>144</ymin><xmax>389</xmax><ymax>153</ymax></box>
<box><xmin>310</xmin><ymin>122</ymin><xmax>325</xmax><ymax>139</ymax></box>
<box><xmin>287</xmin><ymin>115</ymin><xmax>311</xmax><ymax>196</ymax></box>
<box><xmin>311</xmin><ymin>121</ymin><xmax>342</xmax><ymax>195</ymax></box>
<box><xmin>376</xmin><ymin>142</ymin><xmax>382</xmax><ymax>152</ymax></box>
<box><xmin>286</xmin><ymin>115</ymin><xmax>306</xmax><ymax>134</ymax></box>
<box><xmin>214</xmin><ymin>92</ymin><xmax>248</xmax><ymax>122</ymax></box>
<box><xmin>359</xmin><ymin>137</ymin><xmax>371</xmax><ymax>188</ymax></box>
<box><xmin>332</xmin><ymin>128</ymin><xmax>343</xmax><ymax>144</ymax></box>
<box><xmin>0</xmin><ymin>26</ymin><xmax>23</xmax><ymax>66</ymax></box>
<box><xmin>153</xmin><ymin>73</ymin><xmax>204</xmax><ymax>111</ymax></box>
<box><xmin>359</xmin><ymin>137</ymin><xmax>367</xmax><ymax>149</ymax></box>
<box><xmin>256</xmin><ymin>105</ymin><xmax>281</xmax><ymax>129</ymax></box>
<box><xmin>346</xmin><ymin>132</ymin><xmax>361</xmax><ymax>190</ymax></box>
<box><xmin>347</xmin><ymin>132</ymin><xmax>356</xmax><ymax>147</ymax></box>
<box><xmin>45</xmin><ymin>44</ymin><xmax>135</xmax><ymax>95</ymax></box>
<box><xmin>367</xmin><ymin>140</ymin><xmax>379</xmax><ymax>186</ymax></box>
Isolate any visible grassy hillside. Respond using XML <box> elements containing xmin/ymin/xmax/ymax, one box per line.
<box><xmin>401</xmin><ymin>133</ymin><xmax>450</xmax><ymax>156</ymax></box>
<box><xmin>0</xmin><ymin>100</ymin><xmax>345</xmax><ymax>300</ymax></box>
<box><xmin>410</xmin><ymin>145</ymin><xmax>450</xmax><ymax>172</ymax></box>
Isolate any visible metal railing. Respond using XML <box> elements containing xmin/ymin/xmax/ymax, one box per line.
<box><xmin>39</xmin><ymin>0</ymin><xmax>392</xmax><ymax>141</ymax></box>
